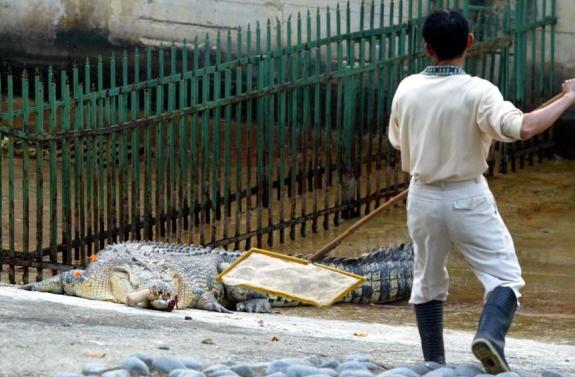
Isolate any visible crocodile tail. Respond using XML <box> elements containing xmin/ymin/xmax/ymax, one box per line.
<box><xmin>266</xmin><ymin>243</ymin><xmax>414</xmax><ymax>307</ymax></box>
<box><xmin>21</xmin><ymin>274</ymin><xmax>65</xmax><ymax>294</ymax></box>
<box><xmin>317</xmin><ymin>243</ymin><xmax>414</xmax><ymax>305</ymax></box>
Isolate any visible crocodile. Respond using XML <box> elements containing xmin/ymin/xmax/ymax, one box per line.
<box><xmin>21</xmin><ymin>241</ymin><xmax>414</xmax><ymax>313</ymax></box>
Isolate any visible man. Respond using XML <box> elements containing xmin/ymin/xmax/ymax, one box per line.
<box><xmin>388</xmin><ymin>9</ymin><xmax>575</xmax><ymax>374</ymax></box>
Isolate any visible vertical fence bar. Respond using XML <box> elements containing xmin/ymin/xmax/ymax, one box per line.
<box><xmin>89</xmin><ymin>82</ymin><xmax>98</xmax><ymax>257</ymax></box>
<box><xmin>189</xmin><ymin>37</ymin><xmax>200</xmax><ymax>245</ymax></box>
<box><xmin>549</xmin><ymin>0</ymin><xmax>555</xmax><ymax>97</ymax></box>
<box><xmin>546</xmin><ymin>0</ymin><xmax>556</xmax><ymax>162</ymax></box>
<box><xmin>156</xmin><ymin>46</ymin><xmax>166</xmax><ymax>240</ymax></box>
<box><xmin>245</xmin><ymin>25</ymin><xmax>254</xmax><ymax>250</ymax></box>
<box><xmin>288</xmin><ymin>16</ymin><xmax>299</xmax><ymax>241</ymax></box>
<box><xmin>73</xmin><ymin>79</ymin><xmax>86</xmax><ymax>266</ymax></box>
<box><xmin>223</xmin><ymin>31</ymin><xmax>232</xmax><ymax>247</ymax></box>
<box><xmin>178</xmin><ymin>43</ymin><xmax>188</xmax><ymax>244</ymax></box>
<box><xmin>7</xmin><ymin>75</ymin><xmax>15</xmax><ymax>282</ymax></box>
<box><xmin>322</xmin><ymin>6</ymin><xmax>332</xmax><ymax>232</ymax></box>
<box><xmin>334</xmin><ymin>3</ymin><xmax>343</xmax><ymax>226</ymax></box>
<box><xmin>211</xmin><ymin>33</ymin><xmax>222</xmax><ymax>244</ymax></box>
<box><xmin>34</xmin><ymin>75</ymin><xmax>44</xmax><ymax>281</ymax></box>
<box><xmin>276</xmin><ymin>17</ymin><xmax>287</xmax><ymax>244</ymax></box>
<box><xmin>311</xmin><ymin>9</ymin><xmax>321</xmax><ymax>234</ymax></box>
<box><xmin>72</xmin><ymin>67</ymin><xmax>80</xmax><ymax>262</ymax></box>
<box><xmin>21</xmin><ymin>72</ymin><xmax>30</xmax><ymax>283</ymax></box>
<box><xmin>131</xmin><ymin>48</ymin><xmax>141</xmax><ymax>240</ymax></box>
<box><xmin>265</xmin><ymin>20</ymin><xmax>274</xmax><ymax>247</ymax></box>
<box><xmin>200</xmin><ymin>35</ymin><xmax>211</xmax><ymax>245</ymax></box>
<box><xmin>233</xmin><ymin>28</ymin><xmax>244</xmax><ymax>250</ymax></box>
<box><xmin>256</xmin><ymin>22</ymin><xmax>264</xmax><ymax>248</ymax></box>
<box><xmin>539</xmin><ymin>0</ymin><xmax>547</xmax><ymax>103</ymax></box>
<box><xmin>143</xmin><ymin>49</ymin><xmax>153</xmax><ymax>240</ymax></box>
<box><xmin>375</xmin><ymin>0</ymin><xmax>386</xmax><ymax>208</ymax></box>
<box><xmin>167</xmin><ymin>44</ymin><xmax>177</xmax><ymax>241</ymax></box>
<box><xmin>108</xmin><ymin>54</ymin><xmax>118</xmax><ymax>243</ymax></box>
<box><xmin>357</xmin><ymin>1</ymin><xmax>367</xmax><ymax>217</ymax></box>
<box><xmin>342</xmin><ymin>73</ymin><xmax>357</xmax><ymax>220</ymax></box>
<box><xmin>96</xmin><ymin>56</ymin><xmax>105</xmax><ymax>250</ymax></box>
<box><xmin>118</xmin><ymin>51</ymin><xmax>129</xmax><ymax>241</ymax></box>
<box><xmin>61</xmin><ymin>71</ymin><xmax>72</xmax><ymax>265</ymax></box>
<box><xmin>365</xmin><ymin>0</ymin><xmax>376</xmax><ymax>214</ymax></box>
<box><xmin>47</xmin><ymin>73</ymin><xmax>58</xmax><ymax>274</ymax></box>
<box><xmin>300</xmin><ymin>11</ymin><xmax>311</xmax><ymax>237</ymax></box>
<box><xmin>537</xmin><ymin>0</ymin><xmax>547</xmax><ymax>164</ymax></box>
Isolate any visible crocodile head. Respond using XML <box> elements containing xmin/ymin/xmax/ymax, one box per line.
<box><xmin>147</xmin><ymin>280</ymin><xmax>178</xmax><ymax>310</ymax></box>
<box><xmin>126</xmin><ymin>279</ymin><xmax>179</xmax><ymax>311</ymax></box>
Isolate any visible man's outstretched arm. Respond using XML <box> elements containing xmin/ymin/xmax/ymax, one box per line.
<box><xmin>520</xmin><ymin>79</ymin><xmax>575</xmax><ymax>140</ymax></box>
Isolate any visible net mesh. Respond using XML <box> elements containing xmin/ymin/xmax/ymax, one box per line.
<box><xmin>217</xmin><ymin>248</ymin><xmax>365</xmax><ymax>307</ymax></box>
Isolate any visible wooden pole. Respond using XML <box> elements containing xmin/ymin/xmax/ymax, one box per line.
<box><xmin>310</xmin><ymin>188</ymin><xmax>409</xmax><ymax>262</ymax></box>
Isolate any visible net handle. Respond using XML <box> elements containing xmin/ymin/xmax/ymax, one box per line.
<box><xmin>310</xmin><ymin>188</ymin><xmax>409</xmax><ymax>262</ymax></box>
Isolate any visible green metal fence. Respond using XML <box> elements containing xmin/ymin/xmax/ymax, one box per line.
<box><xmin>0</xmin><ymin>0</ymin><xmax>557</xmax><ymax>284</ymax></box>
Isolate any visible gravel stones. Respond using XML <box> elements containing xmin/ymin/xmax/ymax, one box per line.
<box><xmin>101</xmin><ymin>370</ymin><xmax>130</xmax><ymax>377</ymax></box>
<box><xmin>153</xmin><ymin>356</ymin><xmax>188</xmax><ymax>374</ymax></box>
<box><xmin>170</xmin><ymin>370</ymin><xmax>208</xmax><ymax>377</ymax></box>
<box><xmin>231</xmin><ymin>365</ymin><xmax>256</xmax><ymax>377</ymax></box>
<box><xmin>51</xmin><ymin>353</ymin><xmax>571</xmax><ymax>377</ymax></box>
<box><xmin>378</xmin><ymin>367</ymin><xmax>420</xmax><ymax>377</ymax></box>
<box><xmin>422</xmin><ymin>367</ymin><xmax>455</xmax><ymax>377</ymax></box>
<box><xmin>337</xmin><ymin>362</ymin><xmax>370</xmax><ymax>373</ymax></box>
<box><xmin>453</xmin><ymin>365</ymin><xmax>484</xmax><ymax>377</ymax></box>
<box><xmin>267</xmin><ymin>359</ymin><xmax>314</xmax><ymax>375</ymax></box>
<box><xmin>121</xmin><ymin>357</ymin><xmax>150</xmax><ymax>376</ymax></box>
<box><xmin>285</xmin><ymin>365</ymin><xmax>338</xmax><ymax>377</ymax></box>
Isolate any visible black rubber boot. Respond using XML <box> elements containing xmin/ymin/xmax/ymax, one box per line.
<box><xmin>472</xmin><ymin>286</ymin><xmax>518</xmax><ymax>374</ymax></box>
<box><xmin>414</xmin><ymin>300</ymin><xmax>445</xmax><ymax>364</ymax></box>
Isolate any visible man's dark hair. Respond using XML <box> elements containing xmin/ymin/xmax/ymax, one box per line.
<box><xmin>422</xmin><ymin>9</ymin><xmax>470</xmax><ymax>61</ymax></box>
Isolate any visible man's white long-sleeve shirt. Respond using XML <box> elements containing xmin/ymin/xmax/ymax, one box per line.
<box><xmin>388</xmin><ymin>66</ymin><xmax>523</xmax><ymax>184</ymax></box>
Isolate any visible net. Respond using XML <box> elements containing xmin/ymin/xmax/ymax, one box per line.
<box><xmin>216</xmin><ymin>248</ymin><xmax>365</xmax><ymax>307</ymax></box>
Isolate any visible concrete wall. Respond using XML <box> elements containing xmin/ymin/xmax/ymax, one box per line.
<box><xmin>554</xmin><ymin>0</ymin><xmax>575</xmax><ymax>82</ymax></box>
<box><xmin>0</xmin><ymin>0</ymin><xmax>418</xmax><ymax>64</ymax></box>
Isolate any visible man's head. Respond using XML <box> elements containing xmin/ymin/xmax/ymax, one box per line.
<box><xmin>422</xmin><ymin>9</ymin><xmax>473</xmax><ymax>62</ymax></box>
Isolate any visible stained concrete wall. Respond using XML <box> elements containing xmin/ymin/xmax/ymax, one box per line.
<box><xmin>0</xmin><ymin>0</ymin><xmax>419</xmax><ymax>64</ymax></box>
<box><xmin>554</xmin><ymin>0</ymin><xmax>575</xmax><ymax>82</ymax></box>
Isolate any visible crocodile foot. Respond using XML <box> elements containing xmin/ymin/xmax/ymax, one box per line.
<box><xmin>202</xmin><ymin>300</ymin><xmax>233</xmax><ymax>314</ymax></box>
<box><xmin>236</xmin><ymin>298</ymin><xmax>272</xmax><ymax>313</ymax></box>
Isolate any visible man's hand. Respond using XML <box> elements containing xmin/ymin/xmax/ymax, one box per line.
<box><xmin>561</xmin><ymin>78</ymin><xmax>575</xmax><ymax>105</ymax></box>
<box><xmin>520</xmin><ymin>79</ymin><xmax>575</xmax><ymax>140</ymax></box>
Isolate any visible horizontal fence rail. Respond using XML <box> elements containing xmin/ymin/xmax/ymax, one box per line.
<box><xmin>0</xmin><ymin>0</ymin><xmax>557</xmax><ymax>284</ymax></box>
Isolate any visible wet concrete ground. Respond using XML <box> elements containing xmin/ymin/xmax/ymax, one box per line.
<box><xmin>276</xmin><ymin>159</ymin><xmax>575</xmax><ymax>346</ymax></box>
<box><xmin>2</xmin><ymin>286</ymin><xmax>574</xmax><ymax>377</ymax></box>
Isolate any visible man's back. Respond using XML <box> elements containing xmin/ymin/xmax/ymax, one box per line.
<box><xmin>389</xmin><ymin>70</ymin><xmax>522</xmax><ymax>184</ymax></box>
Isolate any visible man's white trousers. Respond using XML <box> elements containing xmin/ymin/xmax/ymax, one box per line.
<box><xmin>407</xmin><ymin>176</ymin><xmax>525</xmax><ymax>305</ymax></box>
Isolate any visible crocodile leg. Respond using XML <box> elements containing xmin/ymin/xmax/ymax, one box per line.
<box><xmin>110</xmin><ymin>270</ymin><xmax>136</xmax><ymax>304</ymax></box>
<box><xmin>192</xmin><ymin>291</ymin><xmax>232</xmax><ymax>313</ymax></box>
<box><xmin>235</xmin><ymin>298</ymin><xmax>272</xmax><ymax>313</ymax></box>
